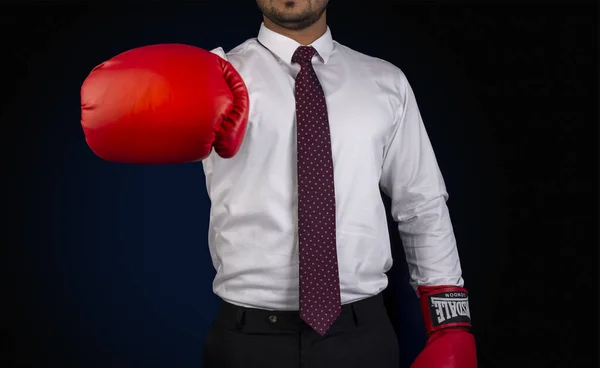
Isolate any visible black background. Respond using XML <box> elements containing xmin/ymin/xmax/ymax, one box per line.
<box><xmin>2</xmin><ymin>1</ymin><xmax>597</xmax><ymax>367</ymax></box>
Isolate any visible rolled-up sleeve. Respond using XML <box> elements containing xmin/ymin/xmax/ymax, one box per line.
<box><xmin>379</xmin><ymin>71</ymin><xmax>464</xmax><ymax>291</ymax></box>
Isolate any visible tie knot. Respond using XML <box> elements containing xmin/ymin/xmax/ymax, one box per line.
<box><xmin>292</xmin><ymin>46</ymin><xmax>317</xmax><ymax>65</ymax></box>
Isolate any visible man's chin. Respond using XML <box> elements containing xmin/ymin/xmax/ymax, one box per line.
<box><xmin>270</xmin><ymin>16</ymin><xmax>318</xmax><ymax>30</ymax></box>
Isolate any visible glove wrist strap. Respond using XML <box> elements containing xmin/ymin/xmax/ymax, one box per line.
<box><xmin>418</xmin><ymin>285</ymin><xmax>472</xmax><ymax>335</ymax></box>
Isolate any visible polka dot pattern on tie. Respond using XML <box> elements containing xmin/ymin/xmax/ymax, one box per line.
<box><xmin>292</xmin><ymin>45</ymin><xmax>342</xmax><ymax>337</ymax></box>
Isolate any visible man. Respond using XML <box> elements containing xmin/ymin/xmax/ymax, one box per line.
<box><xmin>202</xmin><ymin>1</ymin><xmax>476</xmax><ymax>367</ymax></box>
<box><xmin>80</xmin><ymin>0</ymin><xmax>476</xmax><ymax>367</ymax></box>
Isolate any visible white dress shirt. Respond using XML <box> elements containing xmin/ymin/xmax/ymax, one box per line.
<box><xmin>203</xmin><ymin>23</ymin><xmax>464</xmax><ymax>311</ymax></box>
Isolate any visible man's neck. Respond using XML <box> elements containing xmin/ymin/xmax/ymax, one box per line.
<box><xmin>263</xmin><ymin>13</ymin><xmax>327</xmax><ymax>46</ymax></box>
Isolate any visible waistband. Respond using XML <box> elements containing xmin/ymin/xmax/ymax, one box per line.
<box><xmin>214</xmin><ymin>293</ymin><xmax>389</xmax><ymax>333</ymax></box>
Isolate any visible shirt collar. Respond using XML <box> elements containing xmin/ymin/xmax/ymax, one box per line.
<box><xmin>257</xmin><ymin>22</ymin><xmax>334</xmax><ymax>64</ymax></box>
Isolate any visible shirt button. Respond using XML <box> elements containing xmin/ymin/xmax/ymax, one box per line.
<box><xmin>268</xmin><ymin>315</ymin><xmax>278</xmax><ymax>323</ymax></box>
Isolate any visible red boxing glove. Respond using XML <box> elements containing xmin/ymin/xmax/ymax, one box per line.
<box><xmin>81</xmin><ymin>44</ymin><xmax>249</xmax><ymax>164</ymax></box>
<box><xmin>411</xmin><ymin>285</ymin><xmax>477</xmax><ymax>368</ymax></box>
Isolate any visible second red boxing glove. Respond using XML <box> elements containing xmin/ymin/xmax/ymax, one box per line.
<box><xmin>81</xmin><ymin>44</ymin><xmax>249</xmax><ymax>164</ymax></box>
<box><xmin>411</xmin><ymin>285</ymin><xmax>477</xmax><ymax>368</ymax></box>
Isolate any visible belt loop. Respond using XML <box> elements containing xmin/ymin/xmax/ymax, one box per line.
<box><xmin>351</xmin><ymin>304</ymin><xmax>360</xmax><ymax>327</ymax></box>
<box><xmin>235</xmin><ymin>308</ymin><xmax>245</xmax><ymax>330</ymax></box>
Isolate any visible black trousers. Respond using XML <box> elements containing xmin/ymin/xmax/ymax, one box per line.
<box><xmin>203</xmin><ymin>293</ymin><xmax>400</xmax><ymax>368</ymax></box>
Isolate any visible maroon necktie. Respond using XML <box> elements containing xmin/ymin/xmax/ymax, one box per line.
<box><xmin>292</xmin><ymin>45</ymin><xmax>341</xmax><ymax>336</ymax></box>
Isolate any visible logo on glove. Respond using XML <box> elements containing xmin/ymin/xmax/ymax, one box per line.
<box><xmin>428</xmin><ymin>292</ymin><xmax>471</xmax><ymax>327</ymax></box>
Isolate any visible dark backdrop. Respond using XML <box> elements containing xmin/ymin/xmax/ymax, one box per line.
<box><xmin>2</xmin><ymin>1</ymin><xmax>597</xmax><ymax>367</ymax></box>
